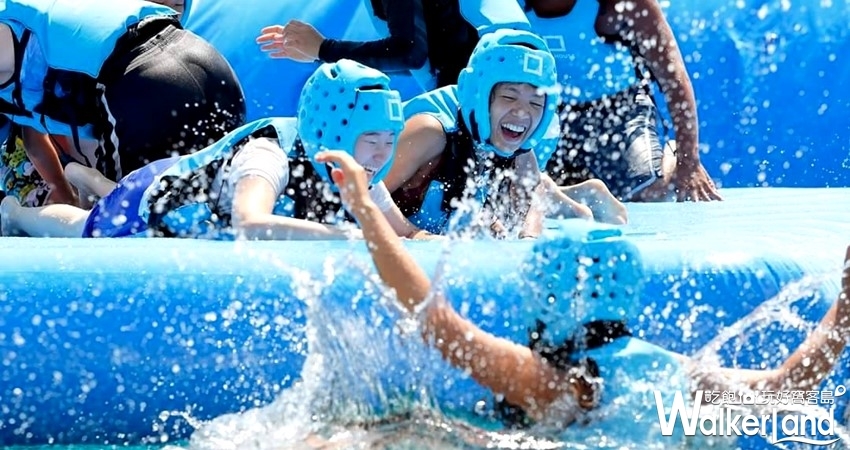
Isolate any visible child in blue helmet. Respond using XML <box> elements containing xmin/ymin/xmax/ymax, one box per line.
<box><xmin>0</xmin><ymin>60</ymin><xmax>431</xmax><ymax>241</ymax></box>
<box><xmin>380</xmin><ymin>27</ymin><xmax>627</xmax><ymax>234</ymax></box>
<box><xmin>322</xmin><ymin>148</ymin><xmax>850</xmax><ymax>441</ymax></box>
<box><xmin>383</xmin><ymin>28</ymin><xmax>561</xmax><ymax>237</ymax></box>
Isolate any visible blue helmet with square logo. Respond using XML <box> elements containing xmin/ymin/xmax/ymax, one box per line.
<box><xmin>297</xmin><ymin>59</ymin><xmax>405</xmax><ymax>187</ymax></box>
<box><xmin>457</xmin><ymin>29</ymin><xmax>558</xmax><ymax>158</ymax></box>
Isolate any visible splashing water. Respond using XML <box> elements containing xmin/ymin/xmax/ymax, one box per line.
<box><xmin>692</xmin><ymin>273</ymin><xmax>835</xmax><ymax>368</ymax></box>
<box><xmin>159</xmin><ymin>242</ymin><xmax>846</xmax><ymax>450</ymax></box>
<box><xmin>686</xmin><ymin>271</ymin><xmax>850</xmax><ymax>448</ymax></box>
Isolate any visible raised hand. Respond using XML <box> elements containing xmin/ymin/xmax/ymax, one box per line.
<box><xmin>315</xmin><ymin>150</ymin><xmax>372</xmax><ymax>212</ymax></box>
<box><xmin>256</xmin><ymin>21</ymin><xmax>323</xmax><ymax>62</ymax></box>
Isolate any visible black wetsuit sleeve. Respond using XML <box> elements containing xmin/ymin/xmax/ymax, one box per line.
<box><xmin>317</xmin><ymin>0</ymin><xmax>428</xmax><ymax>72</ymax></box>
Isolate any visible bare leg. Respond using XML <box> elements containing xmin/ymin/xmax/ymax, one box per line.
<box><xmin>559</xmin><ymin>179</ymin><xmax>629</xmax><ymax>225</ymax></box>
<box><xmin>540</xmin><ymin>174</ymin><xmax>593</xmax><ymax>221</ymax></box>
<box><xmin>1</xmin><ymin>195</ymin><xmax>89</xmax><ymax>237</ymax></box>
<box><xmin>21</xmin><ymin>127</ymin><xmax>78</xmax><ymax>206</ymax></box>
<box><xmin>65</xmin><ymin>162</ymin><xmax>117</xmax><ymax>200</ymax></box>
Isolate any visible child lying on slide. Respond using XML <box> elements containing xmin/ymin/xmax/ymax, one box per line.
<box><xmin>320</xmin><ymin>147</ymin><xmax>849</xmax><ymax>429</ymax></box>
<box><xmin>0</xmin><ymin>60</ymin><xmax>433</xmax><ymax>241</ymax></box>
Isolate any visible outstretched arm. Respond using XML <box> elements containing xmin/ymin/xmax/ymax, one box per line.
<box><xmin>228</xmin><ymin>138</ymin><xmax>361</xmax><ymax>241</ymax></box>
<box><xmin>230</xmin><ymin>176</ymin><xmax>361</xmax><ymax>240</ymax></box>
<box><xmin>686</xmin><ymin>247</ymin><xmax>850</xmax><ymax>393</ymax></box>
<box><xmin>256</xmin><ymin>0</ymin><xmax>427</xmax><ymax>71</ymax></box>
<box><xmin>317</xmin><ymin>149</ymin><xmax>593</xmax><ymax>421</ymax></box>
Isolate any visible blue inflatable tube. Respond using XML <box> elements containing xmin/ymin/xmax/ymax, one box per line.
<box><xmin>0</xmin><ymin>188</ymin><xmax>848</xmax><ymax>447</ymax></box>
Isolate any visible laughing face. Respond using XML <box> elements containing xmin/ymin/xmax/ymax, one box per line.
<box><xmin>353</xmin><ymin>131</ymin><xmax>395</xmax><ymax>183</ymax></box>
<box><xmin>487</xmin><ymin>83</ymin><xmax>545</xmax><ymax>155</ymax></box>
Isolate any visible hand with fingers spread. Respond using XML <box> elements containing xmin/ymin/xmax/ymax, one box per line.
<box><xmin>315</xmin><ymin>150</ymin><xmax>373</xmax><ymax>214</ymax></box>
<box><xmin>256</xmin><ymin>21</ymin><xmax>323</xmax><ymax>62</ymax></box>
<box><xmin>672</xmin><ymin>158</ymin><xmax>723</xmax><ymax>202</ymax></box>
<box><xmin>256</xmin><ymin>25</ymin><xmax>287</xmax><ymax>58</ymax></box>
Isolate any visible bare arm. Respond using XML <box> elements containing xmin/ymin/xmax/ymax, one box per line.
<box><xmin>318</xmin><ymin>150</ymin><xmax>587</xmax><ymax>421</ymax></box>
<box><xmin>421</xmin><ymin>300</ymin><xmax>586</xmax><ymax>420</ymax></box>
<box><xmin>230</xmin><ymin>176</ymin><xmax>360</xmax><ymax>241</ymax></box>
<box><xmin>769</xmin><ymin>288</ymin><xmax>848</xmax><ymax>392</ymax></box>
<box><xmin>685</xmin><ymin>247</ymin><xmax>850</xmax><ymax>393</ymax></box>
<box><xmin>602</xmin><ymin>0</ymin><xmax>721</xmax><ymax>201</ymax></box>
<box><xmin>382</xmin><ymin>201</ymin><xmax>440</xmax><ymax>240</ymax></box>
<box><xmin>513</xmin><ymin>151</ymin><xmax>544</xmax><ymax>239</ymax></box>
<box><xmin>367</xmin><ymin>181</ymin><xmax>436</xmax><ymax>240</ymax></box>
<box><xmin>746</xmin><ymin>247</ymin><xmax>850</xmax><ymax>392</ymax></box>
<box><xmin>383</xmin><ymin>114</ymin><xmax>447</xmax><ymax>193</ymax></box>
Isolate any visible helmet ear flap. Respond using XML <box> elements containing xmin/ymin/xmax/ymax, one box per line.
<box><xmin>457</xmin><ymin>68</ymin><xmax>471</xmax><ymax>128</ymax></box>
<box><xmin>457</xmin><ymin>65</ymin><xmax>489</xmax><ymax>145</ymax></box>
<box><xmin>457</xmin><ymin>67</ymin><xmax>469</xmax><ymax>93</ymax></box>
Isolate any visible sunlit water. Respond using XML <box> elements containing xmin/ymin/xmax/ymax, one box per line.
<box><xmin>121</xmin><ymin>241</ymin><xmax>843</xmax><ymax>450</ymax></box>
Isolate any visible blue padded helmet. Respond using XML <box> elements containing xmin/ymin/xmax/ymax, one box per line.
<box><xmin>520</xmin><ymin>222</ymin><xmax>644</xmax><ymax>348</ymax></box>
<box><xmin>457</xmin><ymin>29</ymin><xmax>558</xmax><ymax>158</ymax></box>
<box><xmin>297</xmin><ymin>59</ymin><xmax>405</xmax><ymax>189</ymax></box>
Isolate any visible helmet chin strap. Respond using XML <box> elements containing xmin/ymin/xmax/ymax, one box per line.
<box><xmin>323</xmin><ymin>162</ymin><xmax>335</xmax><ymax>183</ymax></box>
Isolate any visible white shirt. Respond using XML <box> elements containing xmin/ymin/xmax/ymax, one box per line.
<box><xmin>213</xmin><ymin>137</ymin><xmax>394</xmax><ymax>214</ymax></box>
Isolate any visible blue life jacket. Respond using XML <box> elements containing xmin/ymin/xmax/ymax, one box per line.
<box><xmin>140</xmin><ymin>117</ymin><xmax>347</xmax><ymax>238</ymax></box>
<box><xmin>524</xmin><ymin>0</ymin><xmax>639</xmax><ymax>102</ymax></box>
<box><xmin>0</xmin><ymin>0</ymin><xmax>176</xmax><ymax>152</ymax></box>
<box><xmin>393</xmin><ymin>86</ymin><xmax>523</xmax><ymax>234</ymax></box>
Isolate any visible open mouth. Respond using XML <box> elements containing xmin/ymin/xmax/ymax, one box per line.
<box><xmin>499</xmin><ymin>123</ymin><xmax>528</xmax><ymax>142</ymax></box>
<box><xmin>362</xmin><ymin>166</ymin><xmax>378</xmax><ymax>177</ymax></box>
